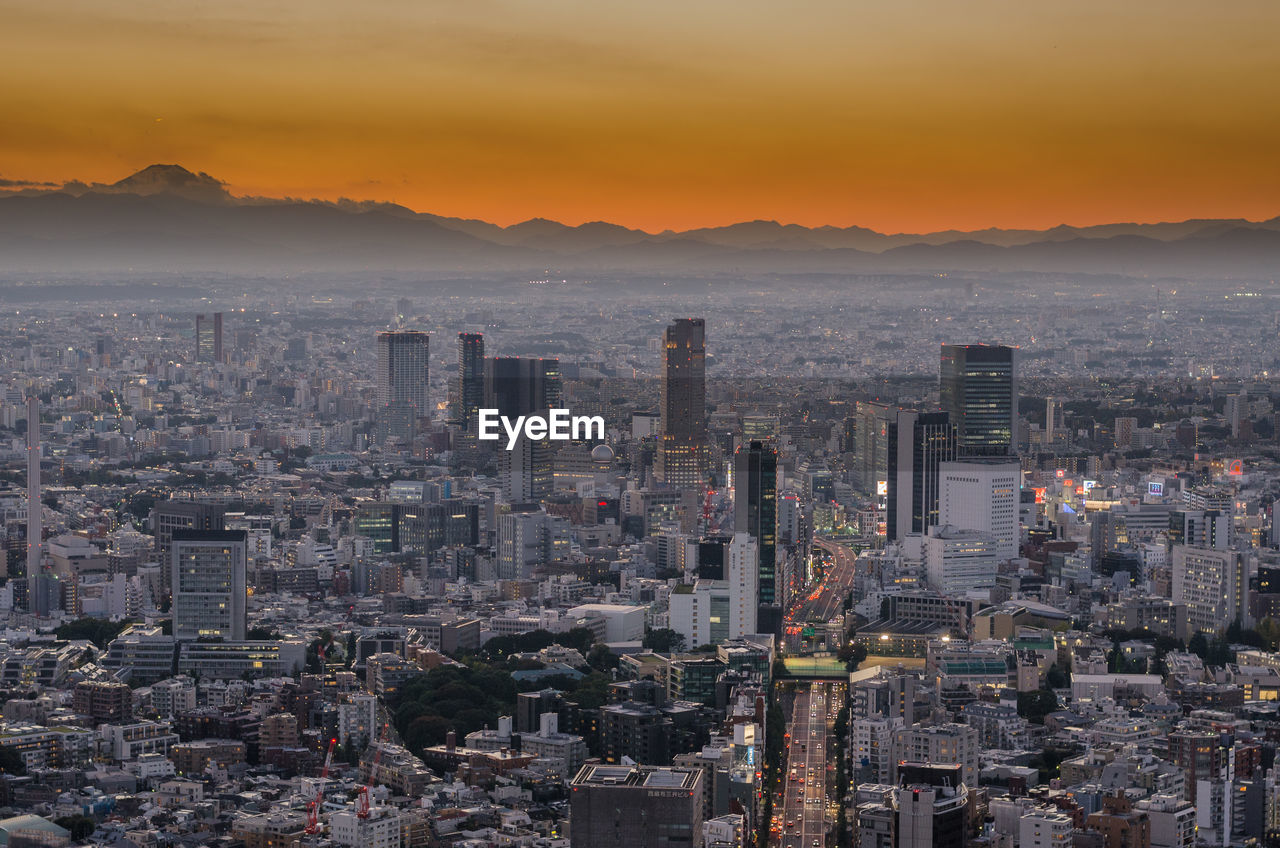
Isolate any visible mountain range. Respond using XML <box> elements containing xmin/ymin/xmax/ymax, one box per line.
<box><xmin>1</xmin><ymin>164</ymin><xmax>1278</xmax><ymax>277</ymax></box>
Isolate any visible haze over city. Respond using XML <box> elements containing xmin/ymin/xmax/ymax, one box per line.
<box><xmin>1</xmin><ymin>4</ymin><xmax>1279</xmax><ymax>848</ymax></box>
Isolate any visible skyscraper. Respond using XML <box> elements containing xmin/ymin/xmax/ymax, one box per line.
<box><xmin>886</xmin><ymin>410</ymin><xmax>958</xmax><ymax>542</ymax></box>
<box><xmin>938</xmin><ymin>459</ymin><xmax>1021</xmax><ymax>561</ymax></box>
<box><xmin>376</xmin><ymin>330</ymin><xmax>430</xmax><ymax>441</ymax></box>
<box><xmin>727</xmin><ymin>532</ymin><xmax>759</xmax><ymax>638</ymax></box>
<box><xmin>195</xmin><ymin>312</ymin><xmax>223</xmax><ymax>363</ymax></box>
<box><xmin>170</xmin><ymin>529</ymin><xmax>247</xmax><ymax>642</ymax></box>
<box><xmin>940</xmin><ymin>344</ymin><xmax>1017</xmax><ymax>457</ymax></box>
<box><xmin>484</xmin><ymin>357</ymin><xmax>561</xmax><ymax>500</ymax></box>
<box><xmin>456</xmin><ymin>332</ymin><xmax>485</xmax><ymax>429</ymax></box>
<box><xmin>656</xmin><ymin>318</ymin><xmax>706</xmax><ymax>488</ymax></box>
<box><xmin>483</xmin><ymin>356</ymin><xmax>561</xmax><ymax>419</ymax></box>
<box><xmin>734</xmin><ymin>440</ymin><xmax>778</xmax><ymax>632</ymax></box>
<box><xmin>26</xmin><ymin>397</ymin><xmax>48</xmax><ymax>615</ymax></box>
<box><xmin>569</xmin><ymin>764</ymin><xmax>704</xmax><ymax>848</ymax></box>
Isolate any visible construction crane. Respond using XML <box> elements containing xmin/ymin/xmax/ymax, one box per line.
<box><xmin>304</xmin><ymin>736</ymin><xmax>337</xmax><ymax>834</ymax></box>
<box><xmin>356</xmin><ymin>723</ymin><xmax>390</xmax><ymax>819</ymax></box>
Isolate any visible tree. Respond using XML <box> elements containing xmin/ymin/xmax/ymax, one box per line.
<box><xmin>0</xmin><ymin>746</ymin><xmax>25</xmax><ymax>775</ymax></box>
<box><xmin>55</xmin><ymin>815</ymin><xmax>95</xmax><ymax>842</ymax></box>
<box><xmin>1017</xmin><ymin>689</ymin><xmax>1059</xmax><ymax>724</ymax></box>
<box><xmin>1045</xmin><ymin>663</ymin><xmax>1069</xmax><ymax>689</ymax></box>
<box><xmin>586</xmin><ymin>643</ymin><xmax>619</xmax><ymax>672</ymax></box>
<box><xmin>55</xmin><ymin>617</ymin><xmax>131</xmax><ymax>649</ymax></box>
<box><xmin>642</xmin><ymin>628</ymin><xmax>686</xmax><ymax>654</ymax></box>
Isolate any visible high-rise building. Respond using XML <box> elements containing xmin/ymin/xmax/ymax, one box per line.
<box><xmin>1114</xmin><ymin>416</ymin><xmax>1138</xmax><ymax>449</ymax></box>
<box><xmin>171</xmin><ymin>529</ymin><xmax>247</xmax><ymax>642</ymax></box>
<box><xmin>1171</xmin><ymin>545</ymin><xmax>1247</xmax><ymax>634</ymax></box>
<box><xmin>656</xmin><ymin>318</ymin><xmax>707</xmax><ymax>488</ymax></box>
<box><xmin>456</xmin><ymin>332</ymin><xmax>485</xmax><ymax>429</ymax></box>
<box><xmin>727</xmin><ymin>532</ymin><xmax>759</xmax><ymax>638</ymax></box>
<box><xmin>1044</xmin><ymin>396</ymin><xmax>1059</xmax><ymax>443</ymax></box>
<box><xmin>26</xmin><ymin>397</ymin><xmax>46</xmax><ymax>614</ymax></box>
<box><xmin>569</xmin><ymin>764</ymin><xmax>704</xmax><ymax>848</ymax></box>
<box><xmin>496</xmin><ymin>509</ymin><xmax>569</xmax><ymax>580</ymax></box>
<box><xmin>940</xmin><ymin>344</ymin><xmax>1017</xmax><ymax>457</ymax></box>
<box><xmin>924</xmin><ymin>526</ymin><xmax>999</xmax><ymax>594</ymax></box>
<box><xmin>734</xmin><ymin>440</ymin><xmax>778</xmax><ymax>631</ymax></box>
<box><xmin>195</xmin><ymin>312</ymin><xmax>223</xmax><ymax>363</ymax></box>
<box><xmin>150</xmin><ymin>501</ymin><xmax>226</xmax><ymax>601</ymax></box>
<box><xmin>500</xmin><ymin>432</ymin><xmax>554</xmax><ymax>502</ymax></box>
<box><xmin>376</xmin><ymin>330</ymin><xmax>430</xmax><ymax>442</ymax></box>
<box><xmin>886</xmin><ymin>411</ymin><xmax>958</xmax><ymax>542</ymax></box>
<box><xmin>894</xmin><ymin>763</ymin><xmax>968</xmax><ymax>848</ymax></box>
<box><xmin>483</xmin><ymin>356</ymin><xmax>561</xmax><ymax>419</ymax></box>
<box><xmin>938</xmin><ymin>459</ymin><xmax>1022</xmax><ymax>561</ymax></box>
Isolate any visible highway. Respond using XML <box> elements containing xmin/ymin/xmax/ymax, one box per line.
<box><xmin>775</xmin><ymin>682</ymin><xmax>838</xmax><ymax>848</ymax></box>
<box><xmin>787</xmin><ymin>538</ymin><xmax>861</xmax><ymax>625</ymax></box>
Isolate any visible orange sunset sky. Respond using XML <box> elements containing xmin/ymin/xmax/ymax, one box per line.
<box><xmin>3</xmin><ymin>0</ymin><xmax>1279</xmax><ymax>232</ymax></box>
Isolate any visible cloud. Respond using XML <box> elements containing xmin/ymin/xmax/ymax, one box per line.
<box><xmin>0</xmin><ymin>177</ymin><xmax>59</xmax><ymax>188</ymax></box>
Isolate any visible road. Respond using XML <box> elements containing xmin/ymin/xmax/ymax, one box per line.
<box><xmin>787</xmin><ymin>538</ymin><xmax>860</xmax><ymax>625</ymax></box>
<box><xmin>775</xmin><ymin>682</ymin><xmax>835</xmax><ymax>848</ymax></box>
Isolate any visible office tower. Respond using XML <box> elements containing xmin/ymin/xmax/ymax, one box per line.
<box><xmin>195</xmin><ymin>312</ymin><xmax>223</xmax><ymax>363</ymax></box>
<box><xmin>376</xmin><ymin>330</ymin><xmax>430</xmax><ymax>442</ymax></box>
<box><xmin>727</xmin><ymin>532</ymin><xmax>759</xmax><ymax>638</ymax></box>
<box><xmin>1226</xmin><ymin>392</ymin><xmax>1248</xmax><ymax>438</ymax></box>
<box><xmin>1044</xmin><ymin>396</ymin><xmax>1059</xmax><ymax>442</ymax></box>
<box><xmin>483</xmin><ymin>356</ymin><xmax>562</xmax><ymax>419</ymax></box>
<box><xmin>853</xmin><ymin>401</ymin><xmax>892</xmax><ymax>495</ymax></box>
<box><xmin>734</xmin><ymin>440</ymin><xmax>778</xmax><ymax>632</ymax></box>
<box><xmin>1172</xmin><ymin>545</ymin><xmax>1247</xmax><ymax>634</ymax></box>
<box><xmin>171</xmin><ymin>529</ymin><xmax>247</xmax><ymax>641</ymax></box>
<box><xmin>150</xmin><ymin>501</ymin><xmax>225</xmax><ymax>600</ymax></box>
<box><xmin>26</xmin><ymin>397</ymin><xmax>45</xmax><ymax>613</ymax></box>
<box><xmin>500</xmin><ymin>432</ymin><xmax>555</xmax><ymax>501</ymax></box>
<box><xmin>1169</xmin><ymin>509</ymin><xmax>1231</xmax><ymax>550</ymax></box>
<box><xmin>924</xmin><ymin>526</ymin><xmax>998</xmax><ymax>594</ymax></box>
<box><xmin>456</xmin><ymin>332</ymin><xmax>485</xmax><ymax>429</ymax></box>
<box><xmin>893</xmin><ymin>725</ymin><xmax>979</xmax><ymax>787</ymax></box>
<box><xmin>669</xmin><ymin>580</ymin><xmax>731</xmax><ymax>647</ymax></box>
<box><xmin>938</xmin><ymin>459</ymin><xmax>1022</xmax><ymax>561</ymax></box>
<box><xmin>886</xmin><ymin>411</ymin><xmax>958</xmax><ymax>542</ymax></box>
<box><xmin>569</xmin><ymin>764</ymin><xmax>704</xmax><ymax>848</ymax></box>
<box><xmin>656</xmin><ymin>318</ymin><xmax>707</xmax><ymax>488</ymax></box>
<box><xmin>940</xmin><ymin>344</ymin><xmax>1017</xmax><ymax>457</ymax></box>
<box><xmin>894</xmin><ymin>763</ymin><xmax>968</xmax><ymax>848</ymax></box>
<box><xmin>1114</xmin><ymin>416</ymin><xmax>1138</xmax><ymax>449</ymax></box>
<box><xmin>496</xmin><ymin>509</ymin><xmax>569</xmax><ymax>580</ymax></box>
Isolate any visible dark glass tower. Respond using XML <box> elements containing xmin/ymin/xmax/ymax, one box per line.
<box><xmin>195</xmin><ymin>312</ymin><xmax>223</xmax><ymax>363</ymax></box>
<box><xmin>886</xmin><ymin>410</ymin><xmax>958</xmax><ymax>541</ymax></box>
<box><xmin>657</xmin><ymin>318</ymin><xmax>707</xmax><ymax>488</ymax></box>
<box><xmin>456</xmin><ymin>332</ymin><xmax>485</xmax><ymax>428</ymax></box>
<box><xmin>484</xmin><ymin>356</ymin><xmax>562</xmax><ymax>419</ymax></box>
<box><xmin>940</xmin><ymin>344</ymin><xmax>1016</xmax><ymax>457</ymax></box>
<box><xmin>735</xmin><ymin>440</ymin><xmax>778</xmax><ymax>633</ymax></box>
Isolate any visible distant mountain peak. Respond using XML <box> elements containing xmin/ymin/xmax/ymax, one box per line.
<box><xmin>102</xmin><ymin>163</ymin><xmax>232</xmax><ymax>203</ymax></box>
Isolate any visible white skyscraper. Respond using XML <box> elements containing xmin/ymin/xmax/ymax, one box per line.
<box><xmin>727</xmin><ymin>532</ymin><xmax>759</xmax><ymax>638</ymax></box>
<box><xmin>938</xmin><ymin>460</ymin><xmax>1021</xmax><ymax>562</ymax></box>
<box><xmin>1172</xmin><ymin>545</ymin><xmax>1248</xmax><ymax>634</ymax></box>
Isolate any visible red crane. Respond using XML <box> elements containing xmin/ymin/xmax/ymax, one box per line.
<box><xmin>356</xmin><ymin>723</ymin><xmax>389</xmax><ymax>819</ymax></box>
<box><xmin>305</xmin><ymin>737</ymin><xmax>337</xmax><ymax>834</ymax></box>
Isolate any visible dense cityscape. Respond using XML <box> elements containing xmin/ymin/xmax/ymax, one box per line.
<box><xmin>0</xmin><ymin>270</ymin><xmax>1278</xmax><ymax>848</ymax></box>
